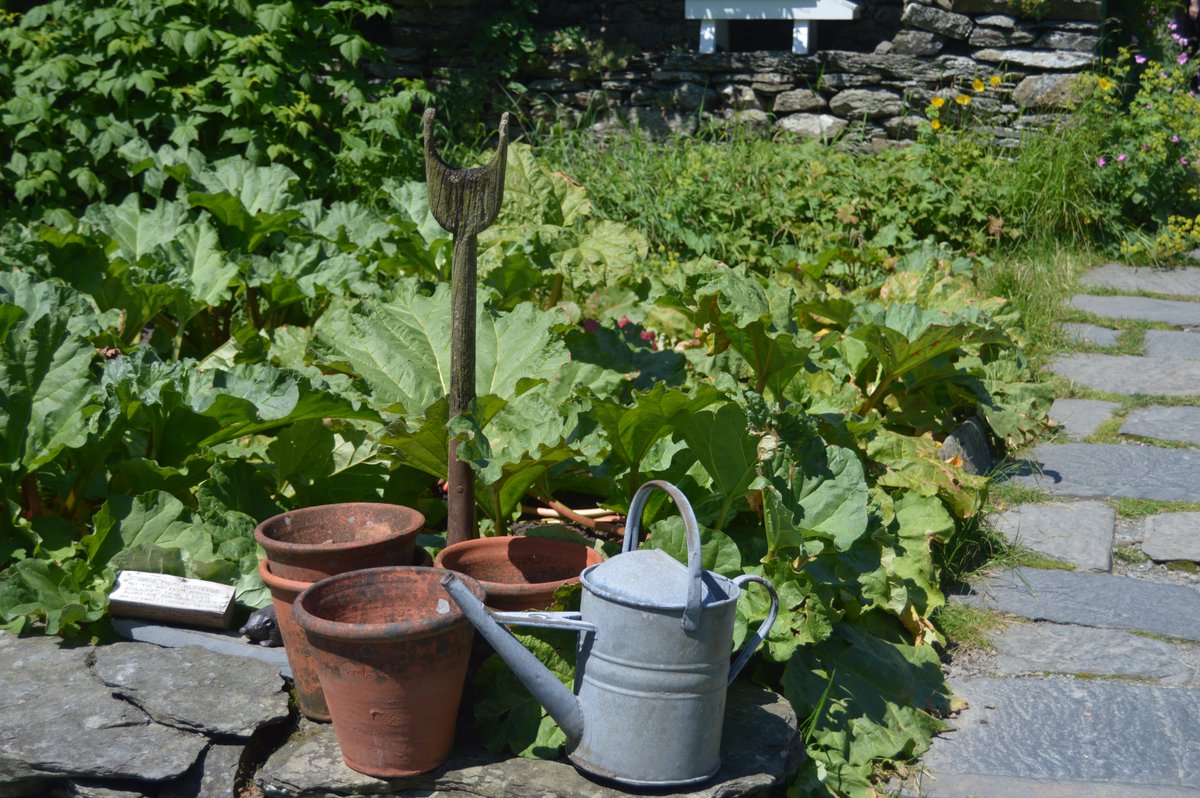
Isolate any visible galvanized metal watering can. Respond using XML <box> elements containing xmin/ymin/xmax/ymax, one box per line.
<box><xmin>441</xmin><ymin>480</ymin><xmax>779</xmax><ymax>787</ymax></box>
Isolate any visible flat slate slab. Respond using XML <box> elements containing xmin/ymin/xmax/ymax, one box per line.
<box><xmin>1120</xmin><ymin>405</ymin><xmax>1200</xmax><ymax>445</ymax></box>
<box><xmin>960</xmin><ymin>567</ymin><xmax>1200</xmax><ymax>640</ymax></box>
<box><xmin>1079</xmin><ymin>263</ymin><xmax>1200</xmax><ymax>297</ymax></box>
<box><xmin>915</xmin><ymin>675</ymin><xmax>1200</xmax><ymax>796</ymax></box>
<box><xmin>1062</xmin><ymin>322</ymin><xmax>1120</xmax><ymax>347</ymax></box>
<box><xmin>988</xmin><ymin>622</ymin><xmax>1195</xmax><ymax>684</ymax></box>
<box><xmin>1145</xmin><ymin>329</ymin><xmax>1200</xmax><ymax>360</ymax></box>
<box><xmin>1048</xmin><ymin>398</ymin><xmax>1119</xmax><ymax>438</ymax></box>
<box><xmin>92</xmin><ymin>643</ymin><xmax>290</xmax><ymax>739</ymax></box>
<box><xmin>1142</xmin><ymin>512</ymin><xmax>1200</xmax><ymax>562</ymax></box>
<box><xmin>257</xmin><ymin>683</ymin><xmax>800</xmax><ymax>798</ymax></box>
<box><xmin>1070</xmin><ymin>294</ymin><xmax>1200</xmax><ymax>326</ymax></box>
<box><xmin>1051</xmin><ymin>353</ymin><xmax>1200</xmax><ymax>396</ymax></box>
<box><xmin>1008</xmin><ymin>442</ymin><xmax>1200</xmax><ymax>501</ymax></box>
<box><xmin>989</xmin><ymin>501</ymin><xmax>1114</xmax><ymax>571</ymax></box>
<box><xmin>0</xmin><ymin>633</ymin><xmax>207</xmax><ymax>791</ymax></box>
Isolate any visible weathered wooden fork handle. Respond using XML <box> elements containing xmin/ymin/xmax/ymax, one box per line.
<box><xmin>423</xmin><ymin>108</ymin><xmax>509</xmax><ymax>545</ymax></box>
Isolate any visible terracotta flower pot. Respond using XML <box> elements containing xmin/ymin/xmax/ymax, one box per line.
<box><xmin>293</xmin><ymin>567</ymin><xmax>484</xmax><ymax>777</ymax></box>
<box><xmin>259</xmin><ymin>546</ymin><xmax>435</xmax><ymax>722</ymax></box>
<box><xmin>434</xmin><ymin>535</ymin><xmax>605</xmax><ymax>611</ymax></box>
<box><xmin>258</xmin><ymin>559</ymin><xmax>331</xmax><ymax>721</ymax></box>
<box><xmin>254</xmin><ymin>503</ymin><xmax>423</xmax><ymax>582</ymax></box>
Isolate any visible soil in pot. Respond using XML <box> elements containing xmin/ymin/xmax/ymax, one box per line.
<box><xmin>434</xmin><ymin>535</ymin><xmax>605</xmax><ymax>611</ymax></box>
<box><xmin>292</xmin><ymin>566</ymin><xmax>484</xmax><ymax>778</ymax></box>
<box><xmin>254</xmin><ymin>502</ymin><xmax>422</xmax><ymax>582</ymax></box>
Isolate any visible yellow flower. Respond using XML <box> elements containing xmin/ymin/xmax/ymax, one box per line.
<box><xmin>1099</xmin><ymin>77</ymin><xmax>1112</xmax><ymax>90</ymax></box>
<box><xmin>956</xmin><ymin>94</ymin><xmax>972</xmax><ymax>106</ymax></box>
<box><xmin>931</xmin><ymin>96</ymin><xmax>946</xmax><ymax>108</ymax></box>
<box><xmin>931</xmin><ymin>118</ymin><xmax>941</xmax><ymax>130</ymax></box>
<box><xmin>990</xmin><ymin>75</ymin><xmax>1002</xmax><ymax>87</ymax></box>
<box><xmin>973</xmin><ymin>78</ymin><xmax>985</xmax><ymax>92</ymax></box>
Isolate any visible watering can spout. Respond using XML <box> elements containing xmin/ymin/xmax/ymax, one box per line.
<box><xmin>440</xmin><ymin>573</ymin><xmax>587</xmax><ymax>745</ymax></box>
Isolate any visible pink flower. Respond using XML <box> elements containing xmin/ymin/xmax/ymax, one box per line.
<box><xmin>1173</xmin><ymin>135</ymin><xmax>1182</xmax><ymax>142</ymax></box>
<box><xmin>1097</xmin><ymin>157</ymin><xmax>1108</xmax><ymax>167</ymax></box>
<box><xmin>1183</xmin><ymin>157</ymin><xmax>1191</xmax><ymax>165</ymax></box>
<box><xmin>1118</xmin><ymin>153</ymin><xmax>1127</xmax><ymax>162</ymax></box>
<box><xmin>639</xmin><ymin>329</ymin><xmax>655</xmax><ymax>342</ymax></box>
<box><xmin>617</xmin><ymin>315</ymin><xmax>630</xmax><ymax>328</ymax></box>
<box><xmin>1170</xmin><ymin>21</ymin><xmax>1179</xmax><ymax>31</ymax></box>
<box><xmin>1180</xmin><ymin>52</ymin><xmax>1191</xmax><ymax>65</ymax></box>
<box><xmin>1136</xmin><ymin>54</ymin><xmax>1148</xmax><ymax>64</ymax></box>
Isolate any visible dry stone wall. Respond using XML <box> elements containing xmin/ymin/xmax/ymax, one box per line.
<box><xmin>385</xmin><ymin>0</ymin><xmax>1104</xmax><ymax>143</ymax></box>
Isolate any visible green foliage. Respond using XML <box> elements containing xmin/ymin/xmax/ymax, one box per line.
<box><xmin>0</xmin><ymin>0</ymin><xmax>431</xmax><ymax>216</ymax></box>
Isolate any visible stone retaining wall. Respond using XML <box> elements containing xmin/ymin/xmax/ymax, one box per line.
<box><xmin>386</xmin><ymin>0</ymin><xmax>1105</xmax><ymax>142</ymax></box>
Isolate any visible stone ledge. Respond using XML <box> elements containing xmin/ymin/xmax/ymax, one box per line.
<box><xmin>256</xmin><ymin>683</ymin><xmax>801</xmax><ymax>797</ymax></box>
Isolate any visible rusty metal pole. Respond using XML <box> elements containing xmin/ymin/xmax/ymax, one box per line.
<box><xmin>422</xmin><ymin>109</ymin><xmax>509</xmax><ymax>546</ymax></box>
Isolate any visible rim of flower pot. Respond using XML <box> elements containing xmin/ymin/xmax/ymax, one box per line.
<box><xmin>253</xmin><ymin>502</ymin><xmax>424</xmax><ymax>559</ymax></box>
<box><xmin>258</xmin><ymin>556</ymin><xmax>312</xmax><ymax>595</ymax></box>
<box><xmin>293</xmin><ymin>566</ymin><xmax>485</xmax><ymax>645</ymax></box>
<box><xmin>433</xmin><ymin>535</ymin><xmax>605</xmax><ymax>599</ymax></box>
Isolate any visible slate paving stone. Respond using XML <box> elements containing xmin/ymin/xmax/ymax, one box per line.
<box><xmin>0</xmin><ymin>633</ymin><xmax>207</xmax><ymax>790</ymax></box>
<box><xmin>1120</xmin><ymin>405</ymin><xmax>1200</xmax><ymax>445</ymax></box>
<box><xmin>988</xmin><ymin>622</ymin><xmax>1194</xmax><ymax>684</ymax></box>
<box><xmin>915</xmin><ymin>675</ymin><xmax>1200</xmax><ymax>796</ymax></box>
<box><xmin>1145</xmin><ymin>329</ymin><xmax>1200</xmax><ymax>360</ymax></box>
<box><xmin>1050</xmin><ymin>353</ymin><xmax>1200</xmax><ymax>396</ymax></box>
<box><xmin>161</xmin><ymin>744</ymin><xmax>245</xmax><ymax>798</ymax></box>
<box><xmin>1048</xmin><ymin>398</ymin><xmax>1120</xmax><ymax>438</ymax></box>
<box><xmin>257</xmin><ymin>683</ymin><xmax>799</xmax><ymax>798</ymax></box>
<box><xmin>92</xmin><ymin>643</ymin><xmax>290</xmax><ymax>739</ymax></box>
<box><xmin>1142</xmin><ymin>512</ymin><xmax>1200</xmax><ymax>563</ymax></box>
<box><xmin>1062</xmin><ymin>322</ymin><xmax>1120</xmax><ymax>347</ymax></box>
<box><xmin>1009</xmin><ymin>442</ymin><xmax>1200</xmax><ymax>501</ymax></box>
<box><xmin>1070</xmin><ymin>294</ymin><xmax>1200</xmax><ymax>326</ymax></box>
<box><xmin>1079</xmin><ymin>262</ymin><xmax>1200</xmax><ymax>297</ymax></box>
<box><xmin>989</xmin><ymin>501</ymin><xmax>1114</xmax><ymax>571</ymax></box>
<box><xmin>960</xmin><ymin>567</ymin><xmax>1200</xmax><ymax>640</ymax></box>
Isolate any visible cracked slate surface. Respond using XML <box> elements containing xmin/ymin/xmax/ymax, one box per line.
<box><xmin>1070</xmin><ymin>294</ymin><xmax>1200</xmax><ymax>326</ymax></box>
<box><xmin>92</xmin><ymin>642</ymin><xmax>289</xmax><ymax>739</ymax></box>
<box><xmin>916</xmin><ymin>676</ymin><xmax>1200</xmax><ymax>795</ymax></box>
<box><xmin>1050</xmin><ymin>353</ymin><xmax>1200</xmax><ymax>396</ymax></box>
<box><xmin>1120</xmin><ymin>405</ymin><xmax>1200</xmax><ymax>445</ymax></box>
<box><xmin>988</xmin><ymin>501</ymin><xmax>1114</xmax><ymax>572</ymax></box>
<box><xmin>958</xmin><ymin>567</ymin><xmax>1200</xmax><ymax>641</ymax></box>
<box><xmin>1009</xmin><ymin>443</ymin><xmax>1200</xmax><ymax>501</ymax></box>
<box><xmin>1079</xmin><ymin>263</ymin><xmax>1200</xmax><ymax>297</ymax></box>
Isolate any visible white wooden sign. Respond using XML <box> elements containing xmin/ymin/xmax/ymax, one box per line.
<box><xmin>109</xmin><ymin>571</ymin><xmax>236</xmax><ymax>630</ymax></box>
<box><xmin>685</xmin><ymin>0</ymin><xmax>860</xmax><ymax>54</ymax></box>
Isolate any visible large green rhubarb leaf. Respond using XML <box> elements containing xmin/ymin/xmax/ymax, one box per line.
<box><xmin>312</xmin><ymin>279</ymin><xmax>571</xmax><ymax>415</ymax></box>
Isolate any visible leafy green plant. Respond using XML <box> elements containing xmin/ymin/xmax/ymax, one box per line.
<box><xmin>0</xmin><ymin>0</ymin><xmax>430</xmax><ymax>217</ymax></box>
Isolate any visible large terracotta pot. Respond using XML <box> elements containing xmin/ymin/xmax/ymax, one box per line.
<box><xmin>434</xmin><ymin>535</ymin><xmax>605</xmax><ymax>611</ymax></box>
<box><xmin>254</xmin><ymin>502</ymin><xmax>422</xmax><ymax>582</ymax></box>
<box><xmin>258</xmin><ymin>547</ymin><xmax>435</xmax><ymax>722</ymax></box>
<box><xmin>293</xmin><ymin>567</ymin><xmax>484</xmax><ymax>777</ymax></box>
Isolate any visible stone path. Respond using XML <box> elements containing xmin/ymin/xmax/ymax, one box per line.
<box><xmin>915</xmin><ymin>263</ymin><xmax>1200</xmax><ymax>796</ymax></box>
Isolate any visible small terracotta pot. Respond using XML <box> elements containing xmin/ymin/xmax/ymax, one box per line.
<box><xmin>293</xmin><ymin>567</ymin><xmax>484</xmax><ymax>778</ymax></box>
<box><xmin>434</xmin><ymin>535</ymin><xmax>605</xmax><ymax>611</ymax></box>
<box><xmin>258</xmin><ymin>559</ymin><xmax>330</xmax><ymax>721</ymax></box>
<box><xmin>254</xmin><ymin>503</ymin><xmax>423</xmax><ymax>582</ymax></box>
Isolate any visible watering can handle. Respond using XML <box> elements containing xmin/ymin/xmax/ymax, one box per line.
<box><xmin>727</xmin><ymin>574</ymin><xmax>779</xmax><ymax>685</ymax></box>
<box><xmin>623</xmin><ymin>480</ymin><xmax>704</xmax><ymax>631</ymax></box>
